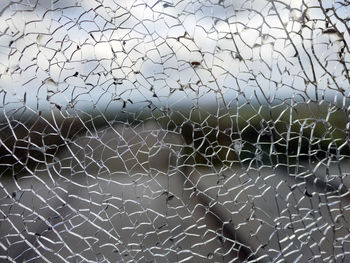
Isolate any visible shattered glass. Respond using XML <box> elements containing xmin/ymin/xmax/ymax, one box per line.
<box><xmin>0</xmin><ymin>0</ymin><xmax>350</xmax><ymax>262</ymax></box>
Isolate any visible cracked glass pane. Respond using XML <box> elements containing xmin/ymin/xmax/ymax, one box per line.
<box><xmin>0</xmin><ymin>0</ymin><xmax>350</xmax><ymax>262</ymax></box>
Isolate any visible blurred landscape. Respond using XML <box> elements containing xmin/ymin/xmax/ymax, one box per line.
<box><xmin>1</xmin><ymin>0</ymin><xmax>350</xmax><ymax>262</ymax></box>
<box><xmin>1</xmin><ymin>99</ymin><xmax>349</xmax><ymax>177</ymax></box>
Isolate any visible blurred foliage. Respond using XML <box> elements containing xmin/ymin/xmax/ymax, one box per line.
<box><xmin>0</xmin><ymin>100</ymin><xmax>348</xmax><ymax>176</ymax></box>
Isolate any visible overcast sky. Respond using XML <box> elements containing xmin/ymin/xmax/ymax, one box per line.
<box><xmin>0</xmin><ymin>0</ymin><xmax>349</xmax><ymax>116</ymax></box>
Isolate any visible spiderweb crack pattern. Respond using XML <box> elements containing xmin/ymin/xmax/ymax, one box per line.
<box><xmin>0</xmin><ymin>0</ymin><xmax>350</xmax><ymax>262</ymax></box>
